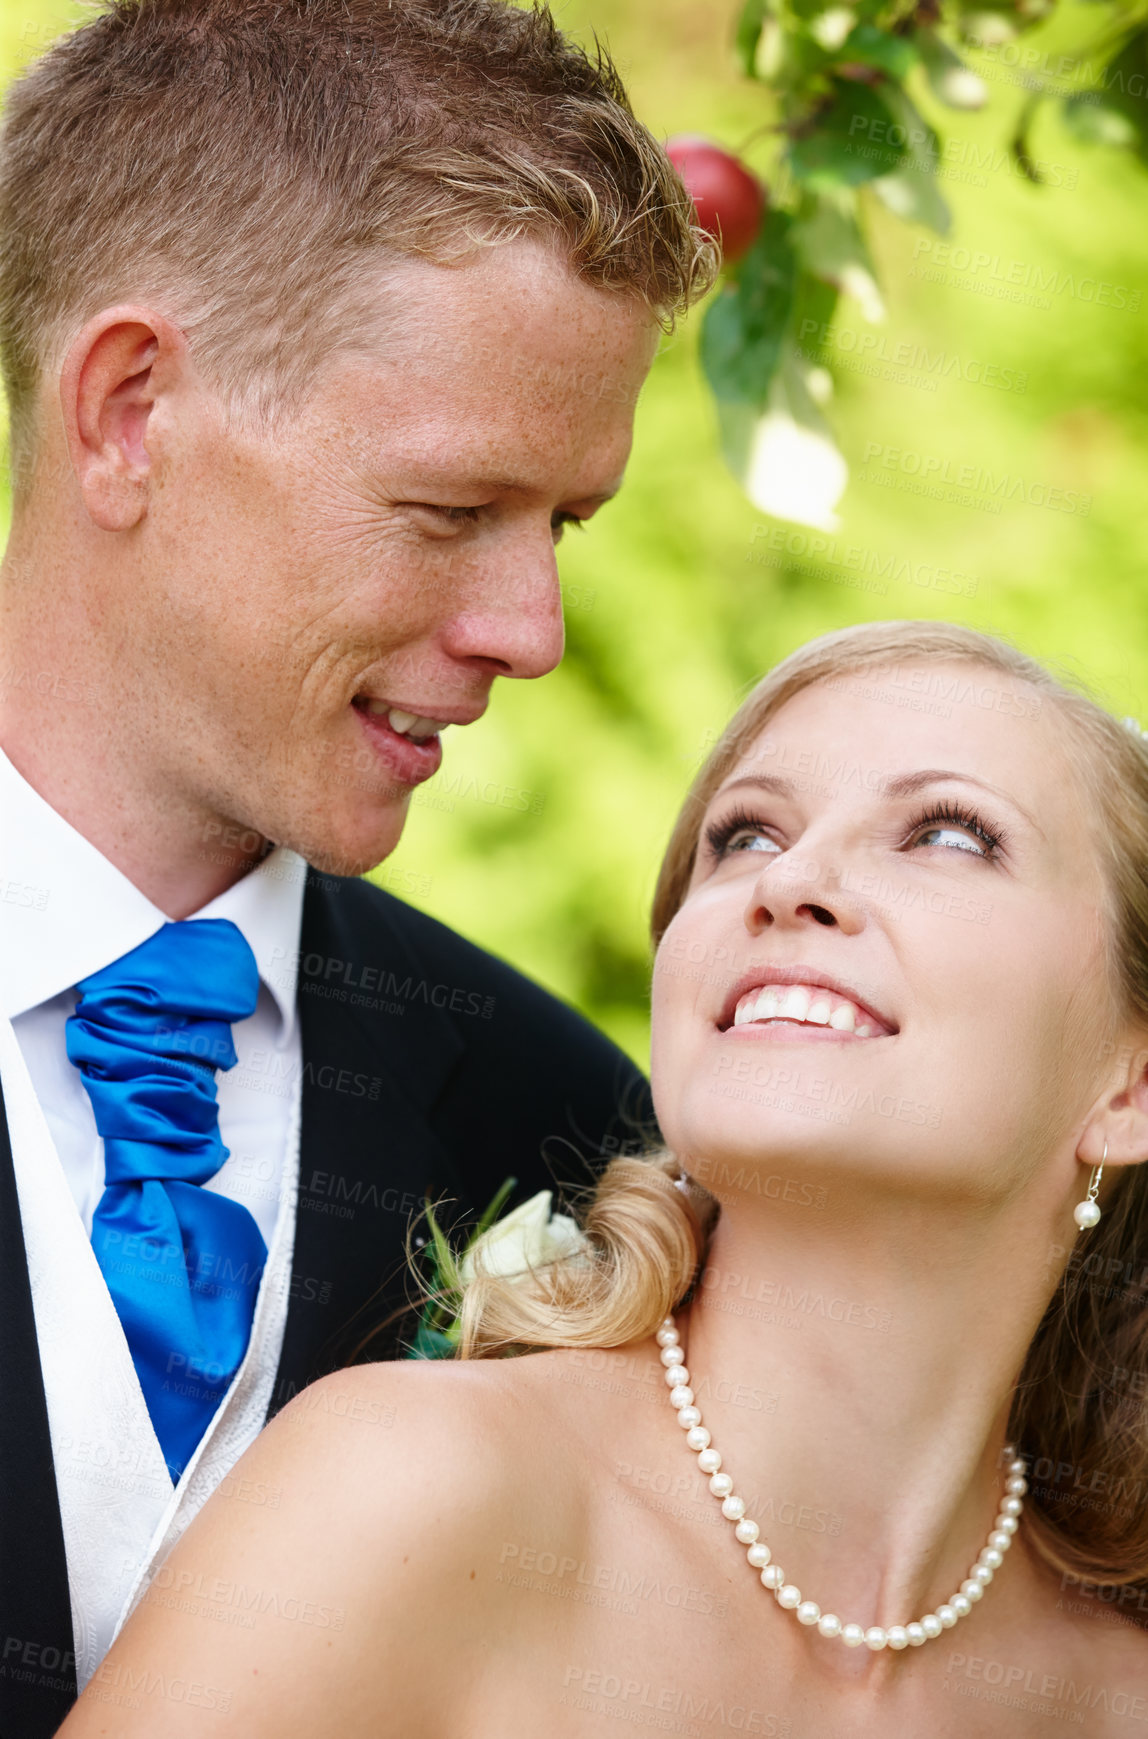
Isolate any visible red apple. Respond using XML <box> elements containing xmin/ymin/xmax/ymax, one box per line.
<box><xmin>665</xmin><ymin>134</ymin><xmax>766</xmax><ymax>263</ymax></box>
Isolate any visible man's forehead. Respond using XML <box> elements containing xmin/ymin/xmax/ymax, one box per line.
<box><xmin>410</xmin><ymin>465</ymin><xmax>623</xmax><ymax>502</ymax></box>
<box><xmin>347</xmin><ymin>241</ymin><xmax>658</xmax><ymax>383</ymax></box>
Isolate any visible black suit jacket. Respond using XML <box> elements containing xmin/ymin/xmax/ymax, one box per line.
<box><xmin>0</xmin><ymin>871</ymin><xmax>652</xmax><ymax>1738</ymax></box>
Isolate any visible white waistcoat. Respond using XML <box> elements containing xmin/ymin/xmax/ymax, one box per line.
<box><xmin>0</xmin><ymin>1015</ymin><xmax>300</xmax><ymax>1690</ymax></box>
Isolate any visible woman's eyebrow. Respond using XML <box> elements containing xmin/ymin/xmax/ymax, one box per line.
<box><xmin>712</xmin><ymin>768</ymin><xmax>1045</xmax><ymax>840</ymax></box>
<box><xmin>713</xmin><ymin>773</ymin><xmax>794</xmax><ymax>801</ymax></box>
<box><xmin>881</xmin><ymin>768</ymin><xmax>1044</xmax><ymax>838</ymax></box>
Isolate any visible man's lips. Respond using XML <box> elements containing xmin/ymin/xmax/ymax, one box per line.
<box><xmin>716</xmin><ymin>964</ymin><xmax>897</xmax><ymax>1039</ymax></box>
<box><xmin>353</xmin><ymin>702</ymin><xmax>443</xmax><ymax>786</ymax></box>
<box><xmin>349</xmin><ymin>692</ymin><xmax>487</xmax><ymax>790</ymax></box>
<box><xmin>352</xmin><ymin>695</ymin><xmax>487</xmax><ymax>736</ymax></box>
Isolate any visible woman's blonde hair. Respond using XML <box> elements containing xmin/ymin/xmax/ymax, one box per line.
<box><xmin>458</xmin><ymin>620</ymin><xmax>1148</xmax><ymax>1602</ymax></box>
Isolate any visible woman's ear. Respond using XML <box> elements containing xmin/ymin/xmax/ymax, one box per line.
<box><xmin>58</xmin><ymin>303</ymin><xmax>188</xmax><ymax>532</ymax></box>
<box><xmin>1078</xmin><ymin>1043</ymin><xmax>1148</xmax><ymax>1169</ymax></box>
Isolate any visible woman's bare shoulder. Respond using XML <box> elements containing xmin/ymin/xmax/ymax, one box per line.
<box><xmin>267</xmin><ymin>1342</ymin><xmax>630</xmax><ymax>1459</ymax></box>
<box><xmin>65</xmin><ymin>1351</ymin><xmax>617</xmax><ymax>1738</ymax></box>
<box><xmin>268</xmin><ymin>1335</ymin><xmax>664</xmax><ymax>1461</ymax></box>
<box><xmin>255</xmin><ymin>1343</ymin><xmax>636</xmax><ymax>1552</ymax></box>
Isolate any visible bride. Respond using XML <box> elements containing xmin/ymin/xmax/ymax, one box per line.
<box><xmin>61</xmin><ymin>620</ymin><xmax>1148</xmax><ymax>1735</ymax></box>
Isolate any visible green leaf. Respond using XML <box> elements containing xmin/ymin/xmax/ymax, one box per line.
<box><xmin>1060</xmin><ymin>29</ymin><xmax>1148</xmax><ymax>158</ymax></box>
<box><xmin>788</xmin><ymin>81</ymin><xmax>908</xmax><ymax>189</ymax></box>
<box><xmin>915</xmin><ymin>29</ymin><xmax>989</xmax><ymax>109</ymax></box>
<box><xmin>407</xmin><ymin>1178</ymin><xmax>520</xmax><ymax>1354</ymax></box>
<box><xmin>959</xmin><ymin>11</ymin><xmax>1017</xmax><ymax>49</ymax></box>
<box><xmin>867</xmin><ymin>84</ymin><xmax>950</xmax><ymax>233</ymax></box>
<box><xmin>782</xmin><ymin>31</ymin><xmax>840</xmax><ymax>81</ymax></box>
<box><xmin>1077</xmin><ymin>30</ymin><xmax>1148</xmax><ymax>161</ymax></box>
<box><xmin>717</xmin><ymin>345</ymin><xmax>848</xmax><ymax>532</ymax></box>
<box><xmin>700</xmin><ymin>209</ymin><xmax>798</xmax><ymax>408</ymax></box>
<box><xmin>809</xmin><ymin>6</ymin><xmax>856</xmax><ymax>52</ymax></box>
<box><xmin>790</xmin><ymin>270</ymin><xmax>841</xmax><ymax>365</ymax></box>
<box><xmin>473</xmin><ymin>1175</ymin><xmax>518</xmax><ymax>1240</ymax></box>
<box><xmin>880</xmin><ymin>82</ymin><xmax>940</xmax><ymax>161</ymax></box>
<box><xmin>871</xmin><ymin>162</ymin><xmax>951</xmax><ymax>232</ymax></box>
<box><xmin>792</xmin><ymin>194</ymin><xmax>884</xmax><ymax>319</ymax></box>
<box><xmin>407</xmin><ymin>1323</ymin><xmax>460</xmax><ymax>1361</ymax></box>
<box><xmin>837</xmin><ymin>24</ymin><xmax>918</xmax><ymax>81</ymax></box>
<box><xmin>735</xmin><ymin>0</ymin><xmax>772</xmax><ymax>77</ymax></box>
<box><xmin>423</xmin><ymin>1197</ymin><xmax>462</xmax><ymax>1294</ymax></box>
<box><xmin>753</xmin><ymin>17</ymin><xmax>786</xmax><ymax>80</ymax></box>
<box><xmin>1061</xmin><ymin>92</ymin><xmax>1138</xmax><ymax>147</ymax></box>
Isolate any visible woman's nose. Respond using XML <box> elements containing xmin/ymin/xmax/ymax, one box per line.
<box><xmin>742</xmin><ymin>851</ymin><xmax>862</xmax><ymax>936</ymax></box>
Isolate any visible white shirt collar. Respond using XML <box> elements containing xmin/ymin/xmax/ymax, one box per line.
<box><xmin>0</xmin><ymin>746</ymin><xmax>306</xmax><ymax>1040</ymax></box>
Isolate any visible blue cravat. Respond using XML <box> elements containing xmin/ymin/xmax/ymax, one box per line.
<box><xmin>66</xmin><ymin>919</ymin><xmax>264</xmax><ymax>1481</ymax></box>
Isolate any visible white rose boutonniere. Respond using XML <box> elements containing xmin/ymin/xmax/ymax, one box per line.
<box><xmin>408</xmin><ymin>1180</ymin><xmax>589</xmax><ymax>1359</ymax></box>
<box><xmin>459</xmin><ymin>1189</ymin><xmax>588</xmax><ymax>1284</ymax></box>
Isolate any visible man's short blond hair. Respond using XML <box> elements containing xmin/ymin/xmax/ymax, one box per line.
<box><xmin>0</xmin><ymin>0</ymin><xmax>716</xmax><ymax>489</ymax></box>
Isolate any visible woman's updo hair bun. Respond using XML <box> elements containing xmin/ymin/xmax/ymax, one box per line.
<box><xmin>456</xmin><ymin>1151</ymin><xmax>714</xmax><ymax>1358</ymax></box>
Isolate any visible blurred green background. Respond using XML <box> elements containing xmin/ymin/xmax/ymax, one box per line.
<box><xmin>3</xmin><ymin>0</ymin><xmax>1147</xmax><ymax>1066</ymax></box>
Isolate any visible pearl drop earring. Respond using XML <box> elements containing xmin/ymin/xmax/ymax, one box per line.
<box><xmin>1073</xmin><ymin>1141</ymin><xmax>1106</xmax><ymax>1231</ymax></box>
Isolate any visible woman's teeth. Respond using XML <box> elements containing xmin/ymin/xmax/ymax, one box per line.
<box><xmin>732</xmin><ymin>984</ymin><xmax>878</xmax><ymax>1038</ymax></box>
<box><xmin>362</xmin><ymin>701</ymin><xmax>450</xmax><ymax>741</ymax></box>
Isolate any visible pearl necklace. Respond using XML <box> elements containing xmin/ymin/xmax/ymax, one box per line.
<box><xmin>658</xmin><ymin>1315</ymin><xmax>1027</xmax><ymax>1652</ymax></box>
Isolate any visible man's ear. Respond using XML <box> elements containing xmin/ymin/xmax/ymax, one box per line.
<box><xmin>58</xmin><ymin>304</ymin><xmax>189</xmax><ymax>532</ymax></box>
<box><xmin>1078</xmin><ymin>1043</ymin><xmax>1148</xmax><ymax>1169</ymax></box>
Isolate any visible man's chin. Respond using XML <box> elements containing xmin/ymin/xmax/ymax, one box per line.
<box><xmin>277</xmin><ymin>807</ymin><xmax>411</xmax><ymax>881</ymax></box>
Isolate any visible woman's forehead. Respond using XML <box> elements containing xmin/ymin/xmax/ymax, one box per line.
<box><xmin>724</xmin><ymin>665</ymin><xmax>1057</xmax><ymax>788</ymax></box>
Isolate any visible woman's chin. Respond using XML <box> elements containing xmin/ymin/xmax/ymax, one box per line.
<box><xmin>675</xmin><ymin>1124</ymin><xmax>854</xmax><ymax>1196</ymax></box>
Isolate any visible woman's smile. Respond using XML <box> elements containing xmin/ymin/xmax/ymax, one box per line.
<box><xmin>720</xmin><ymin>966</ymin><xmax>897</xmax><ymax>1040</ymax></box>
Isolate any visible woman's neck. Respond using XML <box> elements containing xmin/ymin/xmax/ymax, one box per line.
<box><xmin>676</xmin><ymin>1179</ymin><xmax>1062</xmax><ymax>1637</ymax></box>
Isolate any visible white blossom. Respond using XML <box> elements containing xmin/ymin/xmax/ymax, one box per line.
<box><xmin>459</xmin><ymin>1189</ymin><xmax>587</xmax><ymax>1284</ymax></box>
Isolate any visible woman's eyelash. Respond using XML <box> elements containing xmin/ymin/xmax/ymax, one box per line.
<box><xmin>702</xmin><ymin>799</ymin><xmax>1007</xmax><ymax>862</ymax></box>
<box><xmin>703</xmin><ymin>805</ymin><xmax>771</xmax><ymax>859</ymax></box>
<box><xmin>907</xmin><ymin>800</ymin><xmax>1005</xmax><ymax>856</ymax></box>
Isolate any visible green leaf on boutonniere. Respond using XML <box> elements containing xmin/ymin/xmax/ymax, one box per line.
<box><xmin>405</xmin><ymin>1176</ymin><xmax>519</xmax><ymax>1359</ymax></box>
<box><xmin>409</xmin><ymin>1322</ymin><xmax>461</xmax><ymax>1361</ymax></box>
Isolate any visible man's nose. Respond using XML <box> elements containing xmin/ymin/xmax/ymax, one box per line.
<box><xmin>440</xmin><ymin>532</ymin><xmax>565</xmax><ymax>680</ymax></box>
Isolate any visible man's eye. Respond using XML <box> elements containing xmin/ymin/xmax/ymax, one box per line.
<box><xmin>403</xmin><ymin>503</ymin><xmax>483</xmax><ymax>540</ymax></box>
<box><xmin>552</xmin><ymin>511</ymin><xmax>586</xmax><ymax>543</ymax></box>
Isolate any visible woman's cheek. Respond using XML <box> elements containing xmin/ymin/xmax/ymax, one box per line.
<box><xmin>649</xmin><ymin>956</ymin><xmax>701</xmax><ymax>1098</ymax></box>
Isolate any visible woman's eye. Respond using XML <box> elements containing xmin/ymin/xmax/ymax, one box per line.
<box><xmin>705</xmin><ymin>817</ymin><xmax>784</xmax><ymax>860</ymax></box>
<box><xmin>905</xmin><ymin>801</ymin><xmax>1001</xmax><ymax>859</ymax></box>
<box><xmin>726</xmin><ymin>830</ymin><xmax>780</xmax><ymax>855</ymax></box>
<box><xmin>920</xmin><ymin>827</ymin><xmax>982</xmax><ymax>854</ymax></box>
<box><xmin>911</xmin><ymin>824</ymin><xmax>988</xmax><ymax>856</ymax></box>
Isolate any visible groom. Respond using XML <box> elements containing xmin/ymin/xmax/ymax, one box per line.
<box><xmin>0</xmin><ymin>2</ymin><xmax>705</xmax><ymax>1732</ymax></box>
